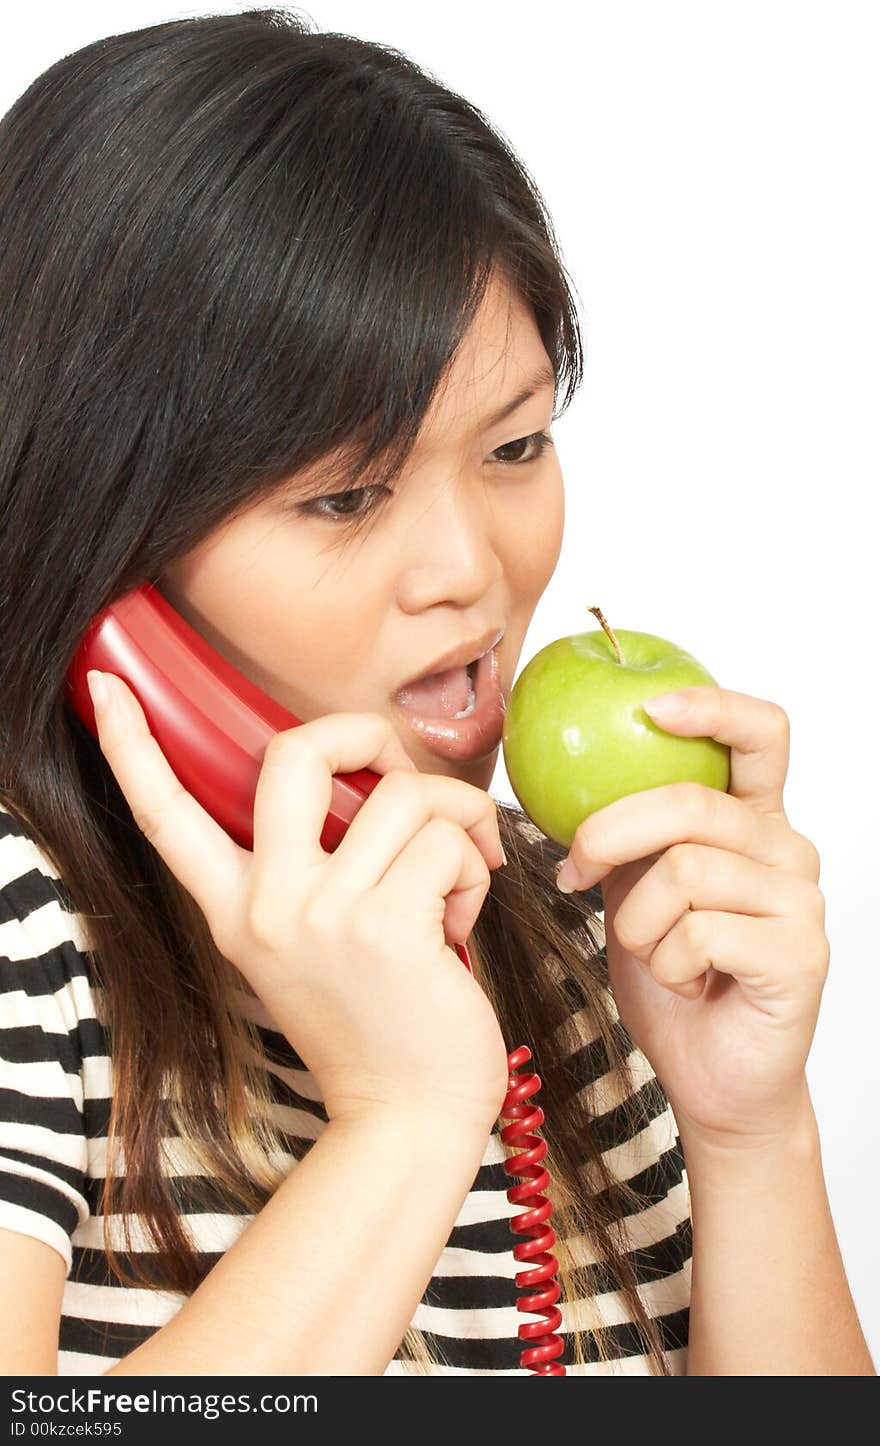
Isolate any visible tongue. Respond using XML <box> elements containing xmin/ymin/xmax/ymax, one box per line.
<box><xmin>396</xmin><ymin>665</ymin><xmax>473</xmax><ymax>719</ymax></box>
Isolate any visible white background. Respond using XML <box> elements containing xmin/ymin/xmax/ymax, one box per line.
<box><xmin>3</xmin><ymin>1</ymin><xmax>878</xmax><ymax>1367</ymax></box>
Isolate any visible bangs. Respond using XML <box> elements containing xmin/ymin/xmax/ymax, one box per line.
<box><xmin>172</xmin><ymin>43</ymin><xmax>583</xmax><ymax>536</ymax></box>
<box><xmin>0</xmin><ymin>14</ymin><xmax>583</xmax><ymax>575</ymax></box>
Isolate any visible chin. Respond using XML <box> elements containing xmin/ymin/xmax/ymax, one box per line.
<box><xmin>420</xmin><ymin>748</ymin><xmax>499</xmax><ymax>792</ymax></box>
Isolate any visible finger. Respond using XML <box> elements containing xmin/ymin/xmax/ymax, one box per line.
<box><xmin>326</xmin><ymin>769</ymin><xmax>504</xmax><ymax>895</ymax></box>
<box><xmin>611</xmin><ymin>844</ymin><xmax>824</xmax><ymax>961</ymax></box>
<box><xmin>563</xmin><ymin>781</ymin><xmax>793</xmax><ymax>892</ymax></box>
<box><xmin>641</xmin><ymin>685</ymin><xmax>790</xmax><ymax>814</ymax></box>
<box><xmin>372</xmin><ymin>816</ymin><xmax>492</xmax><ymax>947</ymax></box>
<box><xmin>643</xmin><ymin>910</ymin><xmax>829</xmax><ymax>1009</ymax></box>
<box><xmin>251</xmin><ymin>712</ymin><xmax>419</xmax><ymax>898</ymax></box>
<box><xmin>88</xmin><ymin>671</ymin><xmax>245</xmax><ymax>928</ymax></box>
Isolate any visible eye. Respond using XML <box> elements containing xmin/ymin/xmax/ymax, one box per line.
<box><xmin>296</xmin><ymin>429</ymin><xmax>554</xmax><ymax>527</ymax></box>
<box><xmin>292</xmin><ymin>484</ymin><xmax>391</xmax><ymax>525</ymax></box>
<box><xmin>302</xmin><ymin>487</ymin><xmax>384</xmax><ymax>521</ymax></box>
<box><xmin>491</xmin><ymin>429</ymin><xmax>554</xmax><ymax>466</ymax></box>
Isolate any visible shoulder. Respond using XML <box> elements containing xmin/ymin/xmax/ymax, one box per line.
<box><xmin>0</xmin><ymin>803</ymin><xmax>97</xmax><ymax>1269</ymax></box>
<box><xmin>0</xmin><ymin>798</ymin><xmax>98</xmax><ymax>1023</ymax></box>
<box><xmin>556</xmin><ymin>934</ymin><xmax>692</xmax><ymax>1295</ymax></box>
<box><xmin>501</xmin><ymin>809</ymin><xmax>692</xmax><ymax>1340</ymax></box>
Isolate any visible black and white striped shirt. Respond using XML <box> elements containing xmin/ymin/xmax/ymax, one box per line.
<box><xmin>0</xmin><ymin>799</ymin><xmax>691</xmax><ymax>1375</ymax></box>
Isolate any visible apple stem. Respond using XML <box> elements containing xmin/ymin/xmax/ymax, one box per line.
<box><xmin>588</xmin><ymin>605</ymin><xmax>626</xmax><ymax>665</ymax></box>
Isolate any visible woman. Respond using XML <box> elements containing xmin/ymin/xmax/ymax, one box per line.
<box><xmin>0</xmin><ymin>9</ymin><xmax>872</xmax><ymax>1376</ymax></box>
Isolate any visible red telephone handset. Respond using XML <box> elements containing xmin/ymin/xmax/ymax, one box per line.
<box><xmin>65</xmin><ymin>582</ymin><xmax>567</xmax><ymax>1375</ymax></box>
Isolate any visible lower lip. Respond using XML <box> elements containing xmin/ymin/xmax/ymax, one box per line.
<box><xmin>392</xmin><ymin>645</ymin><xmax>507</xmax><ymax>762</ymax></box>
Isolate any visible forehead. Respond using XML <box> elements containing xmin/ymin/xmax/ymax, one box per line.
<box><xmin>247</xmin><ymin>272</ymin><xmax>554</xmax><ymax>512</ymax></box>
<box><xmin>419</xmin><ymin>277</ymin><xmax>553</xmax><ymax>438</ymax></box>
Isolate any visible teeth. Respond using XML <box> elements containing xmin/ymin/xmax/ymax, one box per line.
<box><xmin>452</xmin><ymin>665</ymin><xmax>477</xmax><ymax>719</ymax></box>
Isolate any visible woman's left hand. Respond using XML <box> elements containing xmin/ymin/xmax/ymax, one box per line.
<box><xmin>556</xmin><ymin>686</ymin><xmax>830</xmax><ymax>1148</ymax></box>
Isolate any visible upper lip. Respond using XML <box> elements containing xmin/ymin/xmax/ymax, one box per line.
<box><xmin>395</xmin><ymin>626</ymin><xmax>505</xmax><ymax>693</ymax></box>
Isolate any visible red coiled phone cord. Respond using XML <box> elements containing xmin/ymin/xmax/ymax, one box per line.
<box><xmin>455</xmin><ymin>940</ymin><xmax>567</xmax><ymax>1376</ymax></box>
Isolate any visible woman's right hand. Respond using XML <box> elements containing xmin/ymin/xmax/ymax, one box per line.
<box><xmin>87</xmin><ymin>672</ymin><xmax>510</xmax><ymax>1133</ymax></box>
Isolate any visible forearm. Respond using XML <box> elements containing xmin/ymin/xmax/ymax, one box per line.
<box><xmin>681</xmin><ymin>1084</ymin><xmax>876</xmax><ymax>1376</ymax></box>
<box><xmin>103</xmin><ymin>1110</ymin><xmax>488</xmax><ymax>1376</ymax></box>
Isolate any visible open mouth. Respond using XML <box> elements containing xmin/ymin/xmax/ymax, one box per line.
<box><xmin>395</xmin><ymin>656</ymin><xmax>482</xmax><ymax>722</ymax></box>
<box><xmin>451</xmin><ymin>660</ymin><xmax>479</xmax><ymax>719</ymax></box>
<box><xmin>391</xmin><ymin>640</ymin><xmax>506</xmax><ymax>761</ymax></box>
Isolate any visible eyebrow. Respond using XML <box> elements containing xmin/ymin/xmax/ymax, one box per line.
<box><xmin>299</xmin><ymin>360</ymin><xmax>559</xmax><ymax>493</ymax></box>
<box><xmin>480</xmin><ymin>361</ymin><xmax>557</xmax><ymax>432</ymax></box>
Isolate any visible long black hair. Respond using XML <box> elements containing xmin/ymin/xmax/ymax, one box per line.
<box><xmin>0</xmin><ymin>7</ymin><xmax>674</xmax><ymax>1373</ymax></box>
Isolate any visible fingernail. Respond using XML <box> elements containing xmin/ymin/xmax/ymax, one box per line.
<box><xmin>501</xmin><ymin>847</ymin><xmax>508</xmax><ymax>866</ymax></box>
<box><xmin>643</xmin><ymin>691</ymin><xmax>690</xmax><ymax>720</ymax></box>
<box><xmin>86</xmin><ymin>670</ymin><xmax>110</xmax><ymax>713</ymax></box>
<box><xmin>555</xmin><ymin>857</ymin><xmax>578</xmax><ymax>893</ymax></box>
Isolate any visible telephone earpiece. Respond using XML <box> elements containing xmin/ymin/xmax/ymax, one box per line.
<box><xmin>64</xmin><ymin>581</ymin><xmax>381</xmax><ymax>856</ymax></box>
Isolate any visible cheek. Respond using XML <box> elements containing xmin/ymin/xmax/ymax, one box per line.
<box><xmin>160</xmin><ymin>524</ymin><xmax>329</xmax><ymax>694</ymax></box>
<box><xmin>543</xmin><ymin>485</ymin><xmax>565</xmax><ymax>575</ymax></box>
<box><xmin>507</xmin><ymin>479</ymin><xmax>564</xmax><ymax>593</ymax></box>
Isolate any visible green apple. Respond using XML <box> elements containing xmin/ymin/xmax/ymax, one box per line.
<box><xmin>502</xmin><ymin>606</ymin><xmax>731</xmax><ymax>849</ymax></box>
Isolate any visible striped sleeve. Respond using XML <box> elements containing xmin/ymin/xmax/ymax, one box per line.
<box><xmin>0</xmin><ymin>816</ymin><xmax>91</xmax><ymax>1273</ymax></box>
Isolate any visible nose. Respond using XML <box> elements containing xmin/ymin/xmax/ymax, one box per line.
<box><xmin>396</xmin><ymin>475</ymin><xmax>502</xmax><ymax>605</ymax></box>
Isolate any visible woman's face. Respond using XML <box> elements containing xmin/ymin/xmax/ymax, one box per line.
<box><xmin>157</xmin><ymin>275</ymin><xmax>564</xmax><ymax>792</ymax></box>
